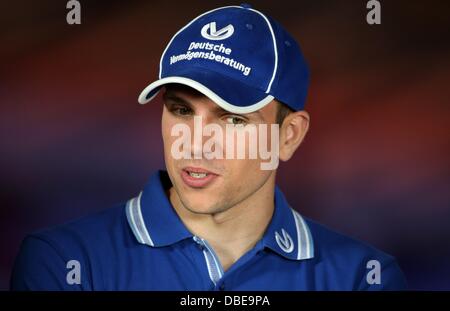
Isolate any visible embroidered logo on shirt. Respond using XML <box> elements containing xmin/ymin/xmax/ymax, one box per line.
<box><xmin>275</xmin><ymin>228</ymin><xmax>294</xmax><ymax>253</ymax></box>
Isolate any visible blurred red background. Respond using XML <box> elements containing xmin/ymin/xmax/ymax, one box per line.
<box><xmin>0</xmin><ymin>0</ymin><xmax>449</xmax><ymax>290</ymax></box>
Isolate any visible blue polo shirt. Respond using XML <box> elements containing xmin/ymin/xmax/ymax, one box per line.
<box><xmin>11</xmin><ymin>170</ymin><xmax>407</xmax><ymax>290</ymax></box>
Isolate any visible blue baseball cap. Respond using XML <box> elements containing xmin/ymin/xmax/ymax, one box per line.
<box><xmin>138</xmin><ymin>4</ymin><xmax>309</xmax><ymax>113</ymax></box>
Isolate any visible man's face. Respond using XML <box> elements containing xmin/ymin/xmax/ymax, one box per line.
<box><xmin>161</xmin><ymin>84</ymin><xmax>279</xmax><ymax>215</ymax></box>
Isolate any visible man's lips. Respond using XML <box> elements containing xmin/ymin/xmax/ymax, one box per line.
<box><xmin>180</xmin><ymin>166</ymin><xmax>219</xmax><ymax>188</ymax></box>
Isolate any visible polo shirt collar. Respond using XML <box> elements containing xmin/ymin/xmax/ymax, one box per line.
<box><xmin>262</xmin><ymin>186</ymin><xmax>314</xmax><ymax>260</ymax></box>
<box><xmin>126</xmin><ymin>170</ymin><xmax>192</xmax><ymax>247</ymax></box>
<box><xmin>126</xmin><ymin>170</ymin><xmax>314</xmax><ymax>261</ymax></box>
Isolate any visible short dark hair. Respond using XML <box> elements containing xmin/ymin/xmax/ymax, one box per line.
<box><xmin>276</xmin><ymin>101</ymin><xmax>294</xmax><ymax>125</ymax></box>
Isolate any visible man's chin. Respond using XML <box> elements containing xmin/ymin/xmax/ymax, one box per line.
<box><xmin>178</xmin><ymin>194</ymin><xmax>227</xmax><ymax>215</ymax></box>
<box><xmin>181</xmin><ymin>199</ymin><xmax>220</xmax><ymax>215</ymax></box>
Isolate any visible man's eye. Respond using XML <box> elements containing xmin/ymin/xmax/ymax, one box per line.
<box><xmin>172</xmin><ymin>106</ymin><xmax>192</xmax><ymax>116</ymax></box>
<box><xmin>225</xmin><ymin>116</ymin><xmax>247</xmax><ymax>126</ymax></box>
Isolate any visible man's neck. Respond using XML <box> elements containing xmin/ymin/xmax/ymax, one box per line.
<box><xmin>168</xmin><ymin>176</ymin><xmax>276</xmax><ymax>272</ymax></box>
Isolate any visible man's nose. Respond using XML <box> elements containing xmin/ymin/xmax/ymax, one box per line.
<box><xmin>190</xmin><ymin>115</ymin><xmax>224</xmax><ymax>160</ymax></box>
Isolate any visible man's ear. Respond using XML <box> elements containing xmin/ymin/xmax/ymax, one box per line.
<box><xmin>279</xmin><ymin>111</ymin><xmax>310</xmax><ymax>161</ymax></box>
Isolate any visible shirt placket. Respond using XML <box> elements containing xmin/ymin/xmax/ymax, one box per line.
<box><xmin>192</xmin><ymin>236</ymin><xmax>226</xmax><ymax>290</ymax></box>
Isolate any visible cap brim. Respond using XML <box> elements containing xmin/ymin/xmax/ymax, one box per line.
<box><xmin>137</xmin><ymin>68</ymin><xmax>274</xmax><ymax>114</ymax></box>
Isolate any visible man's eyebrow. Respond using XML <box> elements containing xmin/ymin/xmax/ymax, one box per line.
<box><xmin>207</xmin><ymin>103</ymin><xmax>263</xmax><ymax>117</ymax></box>
<box><xmin>209</xmin><ymin>104</ymin><xmax>263</xmax><ymax>118</ymax></box>
<box><xmin>163</xmin><ymin>91</ymin><xmax>263</xmax><ymax>118</ymax></box>
<box><xmin>162</xmin><ymin>92</ymin><xmax>192</xmax><ymax>106</ymax></box>
<box><xmin>243</xmin><ymin>109</ymin><xmax>263</xmax><ymax>118</ymax></box>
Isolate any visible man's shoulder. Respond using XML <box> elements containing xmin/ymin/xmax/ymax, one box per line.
<box><xmin>24</xmin><ymin>202</ymin><xmax>132</xmax><ymax>261</ymax></box>
<box><xmin>302</xmin><ymin>218</ymin><xmax>407</xmax><ymax>290</ymax></box>
<box><xmin>11</xmin><ymin>202</ymin><xmax>132</xmax><ymax>290</ymax></box>
<box><xmin>305</xmin><ymin>218</ymin><xmax>395</xmax><ymax>263</ymax></box>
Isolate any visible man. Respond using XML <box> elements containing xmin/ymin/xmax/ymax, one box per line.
<box><xmin>11</xmin><ymin>4</ymin><xmax>407</xmax><ymax>290</ymax></box>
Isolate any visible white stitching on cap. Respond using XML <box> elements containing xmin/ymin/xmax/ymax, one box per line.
<box><xmin>248</xmin><ymin>8</ymin><xmax>278</xmax><ymax>93</ymax></box>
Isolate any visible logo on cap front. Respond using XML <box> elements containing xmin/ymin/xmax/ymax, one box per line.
<box><xmin>201</xmin><ymin>22</ymin><xmax>234</xmax><ymax>40</ymax></box>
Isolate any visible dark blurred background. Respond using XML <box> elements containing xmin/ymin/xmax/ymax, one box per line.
<box><xmin>0</xmin><ymin>0</ymin><xmax>449</xmax><ymax>290</ymax></box>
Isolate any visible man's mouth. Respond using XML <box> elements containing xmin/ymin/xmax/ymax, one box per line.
<box><xmin>180</xmin><ymin>167</ymin><xmax>219</xmax><ymax>188</ymax></box>
<box><xmin>187</xmin><ymin>171</ymin><xmax>208</xmax><ymax>178</ymax></box>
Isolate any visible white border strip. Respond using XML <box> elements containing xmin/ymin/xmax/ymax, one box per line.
<box><xmin>125</xmin><ymin>192</ymin><xmax>155</xmax><ymax>247</ymax></box>
<box><xmin>291</xmin><ymin>209</ymin><xmax>314</xmax><ymax>260</ymax></box>
<box><xmin>135</xmin><ymin>192</ymin><xmax>154</xmax><ymax>246</ymax></box>
<box><xmin>292</xmin><ymin>209</ymin><xmax>303</xmax><ymax>260</ymax></box>
<box><xmin>138</xmin><ymin>76</ymin><xmax>274</xmax><ymax>114</ymax></box>
<box><xmin>202</xmin><ymin>250</ymin><xmax>218</xmax><ymax>285</ymax></box>
<box><xmin>202</xmin><ymin>239</ymin><xmax>224</xmax><ymax>279</ymax></box>
<box><xmin>126</xmin><ymin>197</ymin><xmax>144</xmax><ymax>244</ymax></box>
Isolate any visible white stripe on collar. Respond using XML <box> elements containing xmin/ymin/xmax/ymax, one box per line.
<box><xmin>291</xmin><ymin>209</ymin><xmax>314</xmax><ymax>260</ymax></box>
<box><xmin>125</xmin><ymin>191</ymin><xmax>314</xmax><ymax>261</ymax></box>
<box><xmin>126</xmin><ymin>192</ymin><xmax>154</xmax><ymax>247</ymax></box>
